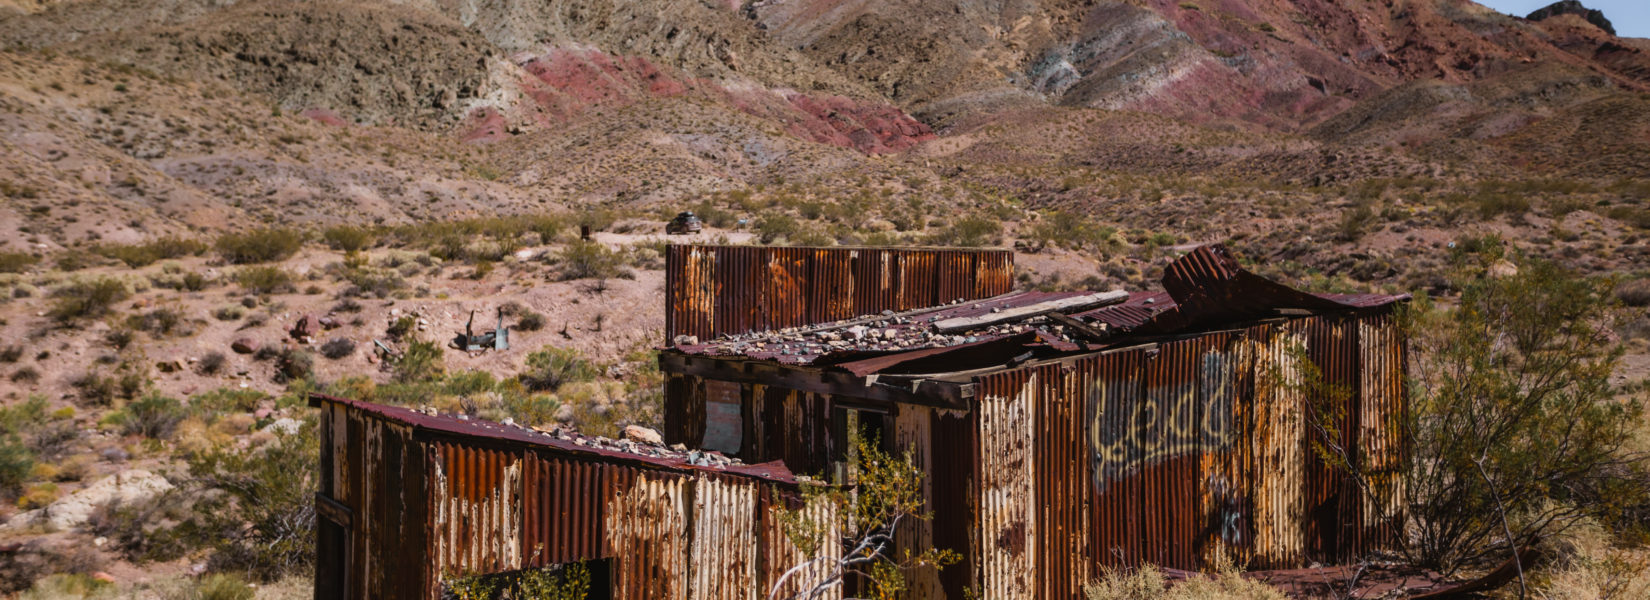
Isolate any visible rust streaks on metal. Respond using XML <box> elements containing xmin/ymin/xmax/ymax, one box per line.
<box><xmin>973</xmin><ymin>312</ymin><xmax>1406</xmax><ymax>583</ymax></box>
<box><xmin>665</xmin><ymin>245</ymin><xmax>1015</xmax><ymax>343</ymax></box>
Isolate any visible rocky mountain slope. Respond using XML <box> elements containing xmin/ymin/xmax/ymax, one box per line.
<box><xmin>0</xmin><ymin>0</ymin><xmax>1644</xmax><ymax>254</ymax></box>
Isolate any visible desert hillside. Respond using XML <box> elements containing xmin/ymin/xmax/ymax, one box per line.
<box><xmin>0</xmin><ymin>0</ymin><xmax>1648</xmax><ymax>597</ymax></box>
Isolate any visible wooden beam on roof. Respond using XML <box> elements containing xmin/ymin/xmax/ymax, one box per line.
<box><xmin>1046</xmin><ymin>312</ymin><xmax>1111</xmax><ymax>342</ymax></box>
<box><xmin>658</xmin><ymin>352</ymin><xmax>973</xmax><ymax>409</ymax></box>
<box><xmin>933</xmin><ymin>290</ymin><xmax>1128</xmax><ymax>333</ymax></box>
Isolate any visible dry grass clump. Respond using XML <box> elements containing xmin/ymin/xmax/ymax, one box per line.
<box><xmin>1085</xmin><ymin>553</ymin><xmax>1283</xmax><ymax>600</ymax></box>
<box><xmin>1534</xmin><ymin>519</ymin><xmax>1650</xmax><ymax>600</ymax></box>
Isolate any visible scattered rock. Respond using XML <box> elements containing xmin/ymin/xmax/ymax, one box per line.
<box><xmin>623</xmin><ymin>425</ymin><xmax>663</xmax><ymax>445</ymax></box>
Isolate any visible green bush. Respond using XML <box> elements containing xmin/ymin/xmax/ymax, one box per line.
<box><xmin>321</xmin><ymin>225</ymin><xmax>377</xmax><ymax>253</ymax></box>
<box><xmin>502</xmin><ymin>394</ymin><xmax>560</xmax><ymax>428</ymax></box>
<box><xmin>188</xmin><ymin>389</ymin><xmax>269</xmax><ymax>419</ymax></box>
<box><xmin>122</xmin><ymin>394</ymin><xmax>185</xmax><ymax>439</ymax></box>
<box><xmin>48</xmin><ymin>277</ymin><xmax>130</xmax><ymax>324</ymax></box>
<box><xmin>556</xmin><ymin>241</ymin><xmax>629</xmax><ymax>281</ymax></box>
<box><xmin>520</xmin><ymin>348</ymin><xmax>597</xmax><ymax>392</ymax></box>
<box><xmin>94</xmin><ymin>237</ymin><xmax>209</xmax><ymax>267</ymax></box>
<box><xmin>183</xmin><ymin>422</ymin><xmax>317</xmax><ymax>581</ymax></box>
<box><xmin>1027</xmin><ymin>211</ymin><xmax>1116</xmax><ymax>251</ymax></box>
<box><xmin>447</xmin><ymin>562</ymin><xmax>591</xmax><ymax>600</ymax></box>
<box><xmin>395</xmin><ymin>337</ymin><xmax>445</xmax><ymax>383</ymax></box>
<box><xmin>216</xmin><ymin>228</ymin><xmax>303</xmax><ymax>264</ymax></box>
<box><xmin>336</xmin><ymin>265</ymin><xmax>404</xmax><ymax>298</ymax></box>
<box><xmin>87</xmin><ymin>494</ymin><xmax>192</xmax><ymax>564</ymax></box>
<box><xmin>387</xmin><ymin>315</ymin><xmax>416</xmax><ymax>340</ymax></box>
<box><xmin>755</xmin><ymin>213</ymin><xmax>801</xmax><ymax>244</ymax></box>
<box><xmin>235</xmin><ymin>266</ymin><xmax>295</xmax><ymax>295</ymax></box>
<box><xmin>0</xmin><ymin>252</ymin><xmax>39</xmax><ymax>274</ymax></box>
<box><xmin>926</xmin><ymin>215</ymin><xmax>1002</xmax><ymax>247</ymax></box>
<box><xmin>126</xmin><ymin>307</ymin><xmax>193</xmax><ymax>337</ymax></box>
<box><xmin>1313</xmin><ymin>256</ymin><xmax>1650</xmax><ymax>575</ymax></box>
<box><xmin>0</xmin><ymin>438</ymin><xmax>32</xmax><ymax>500</ymax></box>
<box><xmin>72</xmin><ymin>366</ymin><xmax>149</xmax><ymax>407</ymax></box>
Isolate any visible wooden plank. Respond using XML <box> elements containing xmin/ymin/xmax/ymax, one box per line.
<box><xmin>933</xmin><ymin>291</ymin><xmax>1128</xmax><ymax>333</ymax></box>
<box><xmin>1046</xmin><ymin>312</ymin><xmax>1111</xmax><ymax>342</ymax></box>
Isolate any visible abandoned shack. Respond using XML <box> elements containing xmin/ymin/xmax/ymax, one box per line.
<box><xmin>313</xmin><ymin>243</ymin><xmax>1409</xmax><ymax>600</ymax></box>
<box><xmin>659</xmin><ymin>244</ymin><xmax>1409</xmax><ymax>599</ymax></box>
<box><xmin>310</xmin><ymin>393</ymin><xmax>846</xmax><ymax>600</ymax></box>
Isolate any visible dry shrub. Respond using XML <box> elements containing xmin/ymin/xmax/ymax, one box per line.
<box><xmin>1617</xmin><ymin>279</ymin><xmax>1650</xmax><ymax>307</ymax></box>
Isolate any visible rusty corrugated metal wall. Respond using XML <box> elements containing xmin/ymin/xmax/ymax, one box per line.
<box><xmin>316</xmin><ymin>402</ymin><xmax>431</xmax><ymax>599</ymax></box>
<box><xmin>665</xmin><ymin>246</ymin><xmax>1014</xmax><ymax>343</ymax></box>
<box><xmin>315</xmin><ymin>399</ymin><xmax>844</xmax><ymax>600</ymax></box>
<box><xmin>971</xmin><ymin>311</ymin><xmax>1405</xmax><ymax>598</ymax></box>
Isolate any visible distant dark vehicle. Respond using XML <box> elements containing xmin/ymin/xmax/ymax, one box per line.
<box><xmin>666</xmin><ymin>211</ymin><xmax>703</xmax><ymax>235</ymax></box>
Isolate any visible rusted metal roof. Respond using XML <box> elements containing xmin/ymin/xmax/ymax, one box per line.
<box><xmin>308</xmin><ymin>393</ymin><xmax>801</xmax><ymax>484</ymax></box>
<box><xmin>666</xmin><ymin>244</ymin><xmax>1408</xmax><ymax>376</ymax></box>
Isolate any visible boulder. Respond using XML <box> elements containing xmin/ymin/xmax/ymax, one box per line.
<box><xmin>623</xmin><ymin>425</ymin><xmax>664</xmax><ymax>446</ymax></box>
<box><xmin>262</xmin><ymin>417</ymin><xmax>303</xmax><ymax>436</ymax></box>
<box><xmin>231</xmin><ymin>338</ymin><xmax>258</xmax><ymax>354</ymax></box>
<box><xmin>4</xmin><ymin>470</ymin><xmax>173</xmax><ymax>532</ymax></box>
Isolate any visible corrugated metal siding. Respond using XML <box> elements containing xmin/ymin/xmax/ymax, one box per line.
<box><xmin>973</xmin><ymin>311</ymin><xmax>1406</xmax><ymax>592</ymax></box>
<box><xmin>431</xmin><ymin>442</ymin><xmax>523</xmax><ymax>578</ymax></box>
<box><xmin>606</xmin><ymin>471</ymin><xmax>690</xmax><ymax>600</ymax></box>
<box><xmin>1357</xmin><ymin>314</ymin><xmax>1405</xmax><ymax>549</ymax></box>
<box><xmin>895</xmin><ymin>404</ymin><xmax>941</xmax><ymax>598</ymax></box>
<box><xmin>665</xmin><ymin>246</ymin><xmax>1014</xmax><ymax>342</ymax></box>
<box><xmin>1033</xmin><ymin>361</ymin><xmax>1091</xmax><ymax>599</ymax></box>
<box><xmin>930</xmin><ymin>408</ymin><xmax>978</xmax><ymax>599</ymax></box>
<box><xmin>1246</xmin><ymin>320</ymin><xmax>1310</xmax><ymax>569</ymax></box>
<box><xmin>521</xmin><ymin>452</ymin><xmax>607</xmax><ymax>567</ymax></box>
<box><xmin>977</xmin><ymin>372</ymin><xmax>1035</xmax><ymax>599</ymax></box>
<box><xmin>689</xmin><ymin>476</ymin><xmax>761</xmax><ymax>600</ymax></box>
<box><xmin>759</xmin><ymin>492</ymin><xmax>845</xmax><ymax>600</ymax></box>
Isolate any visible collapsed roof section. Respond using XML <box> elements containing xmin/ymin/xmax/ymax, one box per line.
<box><xmin>666</xmin><ymin>244</ymin><xmax>1407</xmax><ymax>388</ymax></box>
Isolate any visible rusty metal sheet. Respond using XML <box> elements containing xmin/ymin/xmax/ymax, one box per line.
<box><xmin>521</xmin><ymin>452</ymin><xmax>608</xmax><ymax>568</ymax></box>
<box><xmin>894</xmin><ymin>404</ymin><xmax>941</xmax><ymax>598</ymax></box>
<box><xmin>976</xmin><ymin>371</ymin><xmax>1035</xmax><ymax>599</ymax></box>
<box><xmin>1248</xmin><ymin>320</ymin><xmax>1311</xmax><ymax>568</ymax></box>
<box><xmin>665</xmin><ymin>245</ymin><xmax>1015</xmax><ymax>344</ymax></box>
<box><xmin>606</xmin><ymin>471</ymin><xmax>690</xmax><ymax>600</ymax></box>
<box><xmin>929</xmin><ymin>408</ymin><xmax>977</xmax><ymax>598</ymax></box>
<box><xmin>430</xmin><ymin>441</ymin><xmax>523</xmax><ymax>578</ymax></box>
<box><xmin>689</xmin><ymin>476</ymin><xmax>761</xmax><ymax>600</ymax></box>
<box><xmin>1029</xmin><ymin>361</ymin><xmax>1090</xmax><ymax>599</ymax></box>
<box><xmin>1357</xmin><ymin>313</ymin><xmax>1406</xmax><ymax>552</ymax></box>
<box><xmin>759</xmin><ymin>490</ymin><xmax>844</xmax><ymax>600</ymax></box>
